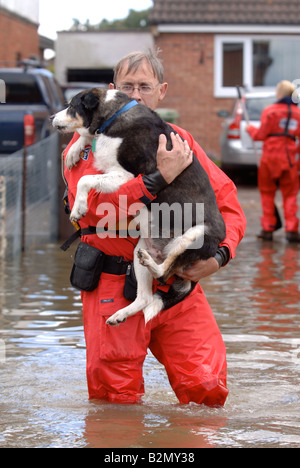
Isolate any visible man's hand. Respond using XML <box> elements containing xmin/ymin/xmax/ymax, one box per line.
<box><xmin>156</xmin><ymin>133</ymin><xmax>193</xmax><ymax>184</ymax></box>
<box><xmin>177</xmin><ymin>257</ymin><xmax>220</xmax><ymax>282</ymax></box>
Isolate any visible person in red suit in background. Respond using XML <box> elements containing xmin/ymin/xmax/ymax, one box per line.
<box><xmin>64</xmin><ymin>49</ymin><xmax>246</xmax><ymax>406</ymax></box>
<box><xmin>247</xmin><ymin>80</ymin><xmax>300</xmax><ymax>242</ymax></box>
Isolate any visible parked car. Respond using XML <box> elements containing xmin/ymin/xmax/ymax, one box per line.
<box><xmin>62</xmin><ymin>82</ymin><xmax>107</xmax><ymax>104</ymax></box>
<box><xmin>220</xmin><ymin>91</ymin><xmax>276</xmax><ymax>179</ymax></box>
<box><xmin>0</xmin><ymin>65</ymin><xmax>65</xmax><ymax>156</ymax></box>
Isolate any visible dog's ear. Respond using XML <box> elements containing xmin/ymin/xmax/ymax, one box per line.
<box><xmin>81</xmin><ymin>92</ymin><xmax>99</xmax><ymax>111</ymax></box>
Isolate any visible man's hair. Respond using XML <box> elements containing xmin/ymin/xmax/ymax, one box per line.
<box><xmin>277</xmin><ymin>80</ymin><xmax>296</xmax><ymax>99</ymax></box>
<box><xmin>113</xmin><ymin>48</ymin><xmax>164</xmax><ymax>84</ymax></box>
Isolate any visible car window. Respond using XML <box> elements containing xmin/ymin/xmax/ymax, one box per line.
<box><xmin>40</xmin><ymin>75</ymin><xmax>54</xmax><ymax>108</ymax></box>
<box><xmin>245</xmin><ymin>96</ymin><xmax>276</xmax><ymax>120</ymax></box>
<box><xmin>0</xmin><ymin>73</ymin><xmax>44</xmax><ymax>104</ymax></box>
<box><xmin>53</xmin><ymin>79</ymin><xmax>65</xmax><ymax>107</ymax></box>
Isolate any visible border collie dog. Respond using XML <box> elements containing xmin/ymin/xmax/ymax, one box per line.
<box><xmin>52</xmin><ymin>88</ymin><xmax>225</xmax><ymax>326</ymax></box>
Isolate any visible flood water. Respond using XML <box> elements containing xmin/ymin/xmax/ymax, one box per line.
<box><xmin>0</xmin><ymin>187</ymin><xmax>300</xmax><ymax>448</ymax></box>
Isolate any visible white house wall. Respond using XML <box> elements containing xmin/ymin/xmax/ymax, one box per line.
<box><xmin>55</xmin><ymin>31</ymin><xmax>154</xmax><ymax>85</ymax></box>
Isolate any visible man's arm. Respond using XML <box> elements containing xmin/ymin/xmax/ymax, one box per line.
<box><xmin>155</xmin><ymin>133</ymin><xmax>193</xmax><ymax>184</ymax></box>
<box><xmin>142</xmin><ymin>132</ymin><xmax>193</xmax><ymax>194</ymax></box>
<box><xmin>170</xmin><ymin>124</ymin><xmax>247</xmax><ymax>281</ymax></box>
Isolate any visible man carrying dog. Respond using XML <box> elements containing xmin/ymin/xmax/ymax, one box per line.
<box><xmin>63</xmin><ymin>49</ymin><xmax>246</xmax><ymax>406</ymax></box>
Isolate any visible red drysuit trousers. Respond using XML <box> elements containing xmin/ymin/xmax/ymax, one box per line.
<box><xmin>258</xmin><ymin>161</ymin><xmax>299</xmax><ymax>232</ymax></box>
<box><xmin>82</xmin><ymin>273</ymin><xmax>228</xmax><ymax>407</ymax></box>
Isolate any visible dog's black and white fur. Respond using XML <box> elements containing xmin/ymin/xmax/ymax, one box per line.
<box><xmin>52</xmin><ymin>88</ymin><xmax>226</xmax><ymax>326</ymax></box>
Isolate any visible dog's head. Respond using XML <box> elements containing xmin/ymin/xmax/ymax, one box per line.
<box><xmin>51</xmin><ymin>88</ymin><xmax>131</xmax><ymax>135</ymax></box>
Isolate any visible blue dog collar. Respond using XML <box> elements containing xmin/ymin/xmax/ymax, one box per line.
<box><xmin>92</xmin><ymin>100</ymin><xmax>138</xmax><ymax>152</ymax></box>
<box><xmin>97</xmin><ymin>100</ymin><xmax>138</xmax><ymax>134</ymax></box>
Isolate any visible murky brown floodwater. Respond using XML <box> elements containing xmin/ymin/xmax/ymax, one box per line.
<box><xmin>0</xmin><ymin>187</ymin><xmax>300</xmax><ymax>448</ymax></box>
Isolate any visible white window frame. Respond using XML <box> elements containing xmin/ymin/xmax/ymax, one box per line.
<box><xmin>214</xmin><ymin>35</ymin><xmax>300</xmax><ymax>98</ymax></box>
<box><xmin>214</xmin><ymin>36</ymin><xmax>251</xmax><ymax>98</ymax></box>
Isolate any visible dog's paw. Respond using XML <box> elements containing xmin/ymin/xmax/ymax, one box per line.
<box><xmin>70</xmin><ymin>202</ymin><xmax>87</xmax><ymax>223</ymax></box>
<box><xmin>65</xmin><ymin>149</ymin><xmax>81</xmax><ymax>171</ymax></box>
<box><xmin>137</xmin><ymin>249</ymin><xmax>152</xmax><ymax>266</ymax></box>
<box><xmin>106</xmin><ymin>312</ymin><xmax>127</xmax><ymax>327</ymax></box>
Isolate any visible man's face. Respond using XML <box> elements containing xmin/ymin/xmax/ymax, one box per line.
<box><xmin>110</xmin><ymin>59</ymin><xmax>168</xmax><ymax>110</ymax></box>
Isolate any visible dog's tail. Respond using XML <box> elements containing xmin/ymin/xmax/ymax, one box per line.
<box><xmin>156</xmin><ymin>277</ymin><xmax>197</xmax><ymax>310</ymax></box>
<box><xmin>142</xmin><ymin>277</ymin><xmax>196</xmax><ymax>324</ymax></box>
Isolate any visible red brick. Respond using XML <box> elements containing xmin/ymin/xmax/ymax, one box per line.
<box><xmin>0</xmin><ymin>9</ymin><xmax>39</xmax><ymax>67</ymax></box>
<box><xmin>156</xmin><ymin>34</ymin><xmax>233</xmax><ymax>158</ymax></box>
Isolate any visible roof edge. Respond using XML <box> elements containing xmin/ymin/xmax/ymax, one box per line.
<box><xmin>156</xmin><ymin>23</ymin><xmax>300</xmax><ymax>34</ymax></box>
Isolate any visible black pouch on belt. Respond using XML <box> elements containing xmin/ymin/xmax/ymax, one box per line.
<box><xmin>123</xmin><ymin>263</ymin><xmax>138</xmax><ymax>302</ymax></box>
<box><xmin>70</xmin><ymin>242</ymin><xmax>105</xmax><ymax>292</ymax></box>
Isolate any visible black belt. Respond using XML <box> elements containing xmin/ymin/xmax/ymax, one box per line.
<box><xmin>60</xmin><ymin>226</ymin><xmax>131</xmax><ymax>276</ymax></box>
<box><xmin>102</xmin><ymin>254</ymin><xmax>131</xmax><ymax>275</ymax></box>
<box><xmin>60</xmin><ymin>229</ymin><xmax>86</xmax><ymax>251</ymax></box>
<box><xmin>60</xmin><ymin>225</ymin><xmax>138</xmax><ymax>252</ymax></box>
<box><xmin>268</xmin><ymin>133</ymin><xmax>296</xmax><ymax>141</ymax></box>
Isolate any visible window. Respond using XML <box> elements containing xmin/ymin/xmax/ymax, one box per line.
<box><xmin>253</xmin><ymin>38</ymin><xmax>300</xmax><ymax>87</ymax></box>
<box><xmin>67</xmin><ymin>69</ymin><xmax>114</xmax><ymax>84</ymax></box>
<box><xmin>222</xmin><ymin>42</ymin><xmax>244</xmax><ymax>87</ymax></box>
<box><xmin>215</xmin><ymin>36</ymin><xmax>300</xmax><ymax>97</ymax></box>
<box><xmin>0</xmin><ymin>73</ymin><xmax>43</xmax><ymax>104</ymax></box>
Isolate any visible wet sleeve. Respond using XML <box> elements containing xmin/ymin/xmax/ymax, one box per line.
<box><xmin>82</xmin><ymin>174</ymin><xmax>158</xmax><ymax>227</ymax></box>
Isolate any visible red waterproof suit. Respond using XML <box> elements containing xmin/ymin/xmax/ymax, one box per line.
<box><xmin>248</xmin><ymin>98</ymin><xmax>300</xmax><ymax>232</ymax></box>
<box><xmin>64</xmin><ymin>124</ymin><xmax>246</xmax><ymax>406</ymax></box>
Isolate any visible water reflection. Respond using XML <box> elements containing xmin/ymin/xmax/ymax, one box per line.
<box><xmin>0</xmin><ymin>246</ymin><xmax>84</xmax><ymax>358</ymax></box>
<box><xmin>82</xmin><ymin>403</ymin><xmax>228</xmax><ymax>448</ymax></box>
<box><xmin>251</xmin><ymin>245</ymin><xmax>300</xmax><ymax>336</ymax></box>
<box><xmin>0</xmin><ymin>187</ymin><xmax>300</xmax><ymax>447</ymax></box>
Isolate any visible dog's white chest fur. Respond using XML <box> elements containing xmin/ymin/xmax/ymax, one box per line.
<box><xmin>93</xmin><ymin>133</ymin><xmax>124</xmax><ymax>173</ymax></box>
<box><xmin>68</xmin><ymin>133</ymin><xmax>134</xmax><ymax>222</ymax></box>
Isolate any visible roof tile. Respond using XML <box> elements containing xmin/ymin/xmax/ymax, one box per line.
<box><xmin>150</xmin><ymin>0</ymin><xmax>300</xmax><ymax>25</ymax></box>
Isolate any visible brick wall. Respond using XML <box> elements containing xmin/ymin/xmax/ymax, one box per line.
<box><xmin>0</xmin><ymin>8</ymin><xmax>39</xmax><ymax>67</ymax></box>
<box><xmin>155</xmin><ymin>33</ymin><xmax>234</xmax><ymax>159</ymax></box>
